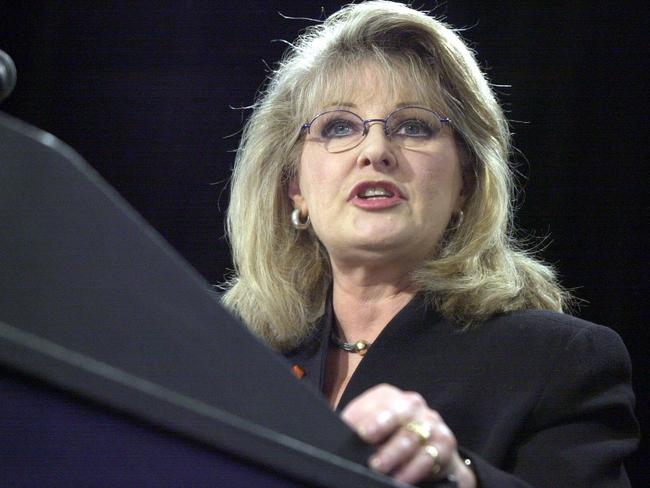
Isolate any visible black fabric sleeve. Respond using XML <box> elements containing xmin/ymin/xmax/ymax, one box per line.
<box><xmin>452</xmin><ymin>325</ymin><xmax>639</xmax><ymax>488</ymax></box>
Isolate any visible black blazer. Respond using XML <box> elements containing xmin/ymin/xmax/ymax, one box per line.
<box><xmin>286</xmin><ymin>295</ymin><xmax>639</xmax><ymax>487</ymax></box>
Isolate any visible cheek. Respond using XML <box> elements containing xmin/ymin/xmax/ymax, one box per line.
<box><xmin>298</xmin><ymin>149</ymin><xmax>344</xmax><ymax>208</ymax></box>
<box><xmin>414</xmin><ymin>155</ymin><xmax>463</xmax><ymax>203</ymax></box>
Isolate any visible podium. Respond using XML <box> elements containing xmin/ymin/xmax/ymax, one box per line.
<box><xmin>0</xmin><ymin>111</ymin><xmax>455</xmax><ymax>487</ymax></box>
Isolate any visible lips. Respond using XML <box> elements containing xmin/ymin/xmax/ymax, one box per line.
<box><xmin>347</xmin><ymin>180</ymin><xmax>406</xmax><ymax>210</ymax></box>
<box><xmin>348</xmin><ymin>180</ymin><xmax>405</xmax><ymax>201</ymax></box>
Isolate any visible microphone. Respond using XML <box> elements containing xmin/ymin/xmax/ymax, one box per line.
<box><xmin>0</xmin><ymin>49</ymin><xmax>17</xmax><ymax>103</ymax></box>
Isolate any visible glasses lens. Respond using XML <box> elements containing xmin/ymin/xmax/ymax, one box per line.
<box><xmin>386</xmin><ymin>107</ymin><xmax>443</xmax><ymax>148</ymax></box>
<box><xmin>308</xmin><ymin>110</ymin><xmax>365</xmax><ymax>152</ymax></box>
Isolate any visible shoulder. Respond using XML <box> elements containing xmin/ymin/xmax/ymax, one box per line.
<box><xmin>446</xmin><ymin>310</ymin><xmax>634</xmax><ymax>389</ymax></box>
<box><xmin>486</xmin><ymin>308</ymin><xmax>604</xmax><ymax>332</ymax></box>
<box><xmin>479</xmin><ymin>309</ymin><xmax>627</xmax><ymax>354</ymax></box>
<box><xmin>475</xmin><ymin>310</ymin><xmax>634</xmax><ymax>400</ymax></box>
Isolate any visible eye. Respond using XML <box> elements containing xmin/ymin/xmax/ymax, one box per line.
<box><xmin>322</xmin><ymin>119</ymin><xmax>356</xmax><ymax>138</ymax></box>
<box><xmin>394</xmin><ymin>119</ymin><xmax>435</xmax><ymax>137</ymax></box>
<box><xmin>310</xmin><ymin>110</ymin><xmax>364</xmax><ymax>140</ymax></box>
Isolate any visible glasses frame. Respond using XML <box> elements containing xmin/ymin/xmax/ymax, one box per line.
<box><xmin>301</xmin><ymin>105</ymin><xmax>451</xmax><ymax>153</ymax></box>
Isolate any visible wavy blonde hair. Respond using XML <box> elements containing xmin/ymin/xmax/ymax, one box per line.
<box><xmin>222</xmin><ymin>1</ymin><xmax>570</xmax><ymax>351</ymax></box>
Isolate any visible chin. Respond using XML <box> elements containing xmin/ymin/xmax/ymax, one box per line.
<box><xmin>350</xmin><ymin>233</ymin><xmax>422</xmax><ymax>255</ymax></box>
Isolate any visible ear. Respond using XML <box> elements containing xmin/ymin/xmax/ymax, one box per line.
<box><xmin>288</xmin><ymin>177</ymin><xmax>306</xmax><ymax>210</ymax></box>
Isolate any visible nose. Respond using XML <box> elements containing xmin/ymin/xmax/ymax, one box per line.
<box><xmin>356</xmin><ymin>122</ymin><xmax>397</xmax><ymax>169</ymax></box>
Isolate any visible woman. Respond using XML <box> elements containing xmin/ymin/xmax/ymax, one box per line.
<box><xmin>222</xmin><ymin>1</ymin><xmax>638</xmax><ymax>486</ymax></box>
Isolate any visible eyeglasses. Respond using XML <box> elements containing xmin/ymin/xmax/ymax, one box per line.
<box><xmin>301</xmin><ymin>106</ymin><xmax>451</xmax><ymax>153</ymax></box>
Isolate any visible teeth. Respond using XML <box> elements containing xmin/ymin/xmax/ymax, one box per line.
<box><xmin>359</xmin><ymin>186</ymin><xmax>394</xmax><ymax>198</ymax></box>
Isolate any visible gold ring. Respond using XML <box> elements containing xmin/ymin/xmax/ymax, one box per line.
<box><xmin>424</xmin><ymin>445</ymin><xmax>441</xmax><ymax>475</ymax></box>
<box><xmin>404</xmin><ymin>420</ymin><xmax>431</xmax><ymax>445</ymax></box>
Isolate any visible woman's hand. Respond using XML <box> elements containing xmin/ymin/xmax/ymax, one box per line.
<box><xmin>341</xmin><ymin>384</ymin><xmax>476</xmax><ymax>487</ymax></box>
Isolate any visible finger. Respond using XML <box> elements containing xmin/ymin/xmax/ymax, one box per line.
<box><xmin>368</xmin><ymin>426</ymin><xmax>420</xmax><ymax>474</ymax></box>
<box><xmin>344</xmin><ymin>389</ymin><xmax>427</xmax><ymax>444</ymax></box>
<box><xmin>393</xmin><ymin>442</ymin><xmax>452</xmax><ymax>485</ymax></box>
<box><xmin>341</xmin><ymin>385</ymin><xmax>399</xmax><ymax>443</ymax></box>
<box><xmin>366</xmin><ymin>407</ymin><xmax>448</xmax><ymax>475</ymax></box>
<box><xmin>426</xmin><ymin>416</ymin><xmax>457</xmax><ymax>459</ymax></box>
<box><xmin>391</xmin><ymin>414</ymin><xmax>456</xmax><ymax>484</ymax></box>
<box><xmin>340</xmin><ymin>384</ymin><xmax>399</xmax><ymax>425</ymax></box>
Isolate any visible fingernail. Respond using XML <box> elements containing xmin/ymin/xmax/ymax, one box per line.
<box><xmin>357</xmin><ymin>424</ymin><xmax>370</xmax><ymax>439</ymax></box>
<box><xmin>359</xmin><ymin>422</ymin><xmax>377</xmax><ymax>440</ymax></box>
<box><xmin>369</xmin><ymin>455</ymin><xmax>384</xmax><ymax>471</ymax></box>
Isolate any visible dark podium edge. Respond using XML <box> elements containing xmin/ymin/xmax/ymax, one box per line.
<box><xmin>0</xmin><ymin>317</ymin><xmax>395</xmax><ymax>488</ymax></box>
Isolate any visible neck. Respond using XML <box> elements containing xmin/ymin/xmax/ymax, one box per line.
<box><xmin>330</xmin><ymin>260</ymin><xmax>416</xmax><ymax>342</ymax></box>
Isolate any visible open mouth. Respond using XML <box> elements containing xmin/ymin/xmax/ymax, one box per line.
<box><xmin>358</xmin><ymin>186</ymin><xmax>395</xmax><ymax>199</ymax></box>
<box><xmin>349</xmin><ymin>180</ymin><xmax>404</xmax><ymax>201</ymax></box>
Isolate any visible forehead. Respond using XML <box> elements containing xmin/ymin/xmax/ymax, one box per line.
<box><xmin>302</xmin><ymin>59</ymin><xmax>448</xmax><ymax>117</ymax></box>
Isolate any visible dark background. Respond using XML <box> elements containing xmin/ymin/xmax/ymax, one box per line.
<box><xmin>1</xmin><ymin>1</ymin><xmax>647</xmax><ymax>485</ymax></box>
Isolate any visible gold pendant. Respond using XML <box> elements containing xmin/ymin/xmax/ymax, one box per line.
<box><xmin>354</xmin><ymin>340</ymin><xmax>370</xmax><ymax>356</ymax></box>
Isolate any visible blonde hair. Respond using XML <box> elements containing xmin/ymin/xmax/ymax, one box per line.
<box><xmin>222</xmin><ymin>1</ymin><xmax>570</xmax><ymax>351</ymax></box>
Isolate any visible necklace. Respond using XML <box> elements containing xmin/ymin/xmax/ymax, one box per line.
<box><xmin>330</xmin><ymin>330</ymin><xmax>372</xmax><ymax>356</ymax></box>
